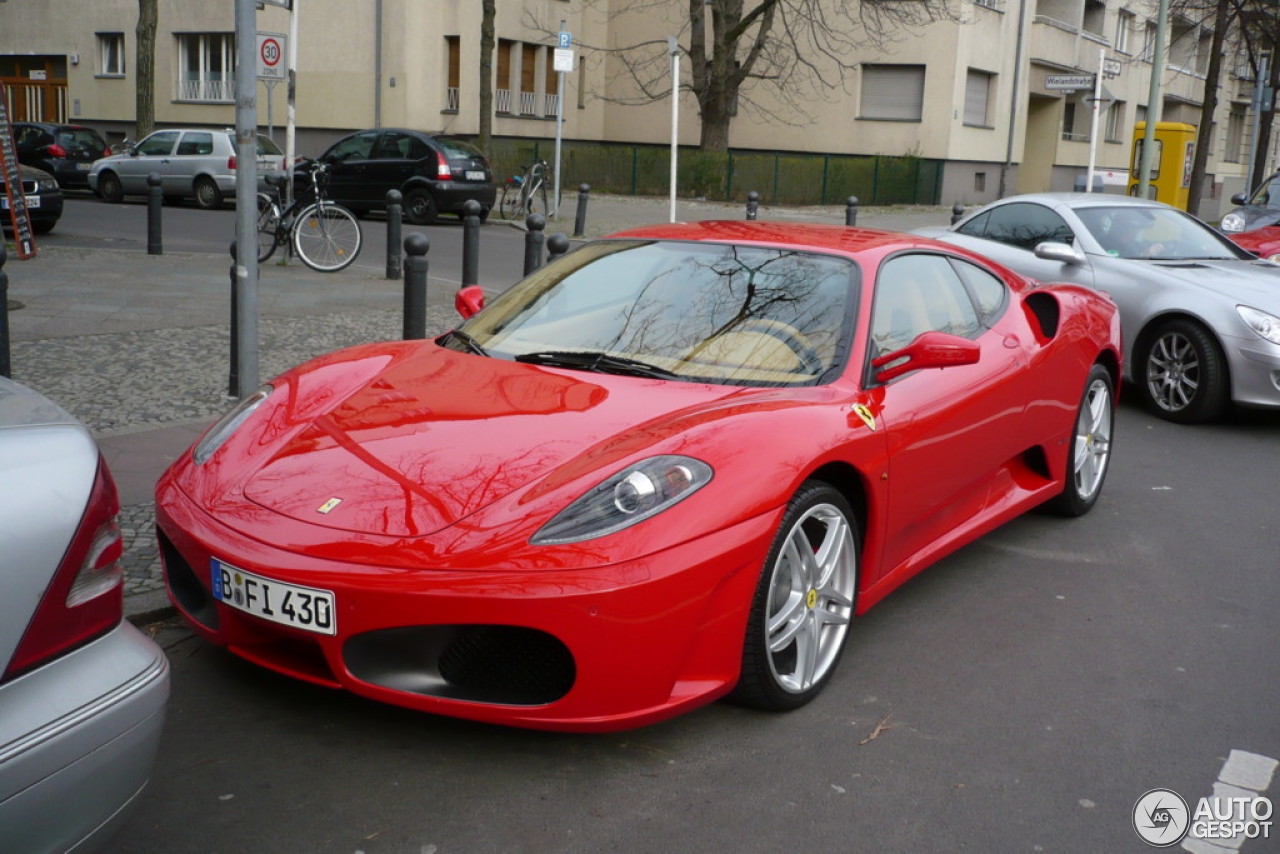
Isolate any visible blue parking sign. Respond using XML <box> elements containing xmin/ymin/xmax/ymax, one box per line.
<box><xmin>558</xmin><ymin>31</ymin><xmax>572</xmax><ymax>49</ymax></box>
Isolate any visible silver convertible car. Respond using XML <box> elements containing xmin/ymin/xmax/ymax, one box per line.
<box><xmin>0</xmin><ymin>377</ymin><xmax>170</xmax><ymax>851</ymax></box>
<box><xmin>917</xmin><ymin>193</ymin><xmax>1280</xmax><ymax>423</ymax></box>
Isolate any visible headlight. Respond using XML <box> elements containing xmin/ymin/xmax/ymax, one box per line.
<box><xmin>1220</xmin><ymin>212</ymin><xmax>1246</xmax><ymax>233</ymax></box>
<box><xmin>1238</xmin><ymin>306</ymin><xmax>1280</xmax><ymax>346</ymax></box>
<box><xmin>193</xmin><ymin>385</ymin><xmax>274</xmax><ymax>464</ymax></box>
<box><xmin>37</xmin><ymin>177</ymin><xmax>58</xmax><ymax>192</ymax></box>
<box><xmin>531</xmin><ymin>455</ymin><xmax>713</xmax><ymax>544</ymax></box>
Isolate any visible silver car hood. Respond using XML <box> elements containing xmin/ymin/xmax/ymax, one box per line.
<box><xmin>1121</xmin><ymin>257</ymin><xmax>1280</xmax><ymax>307</ymax></box>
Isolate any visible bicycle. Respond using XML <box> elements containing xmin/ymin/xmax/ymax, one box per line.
<box><xmin>256</xmin><ymin>161</ymin><xmax>363</xmax><ymax>272</ymax></box>
<box><xmin>498</xmin><ymin>160</ymin><xmax>551</xmax><ymax>220</ymax></box>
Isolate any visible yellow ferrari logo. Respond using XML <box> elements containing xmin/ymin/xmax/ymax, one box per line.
<box><xmin>852</xmin><ymin>403</ymin><xmax>878</xmax><ymax>431</ymax></box>
<box><xmin>806</xmin><ymin>589</ymin><xmax>818</xmax><ymax>609</ymax></box>
<box><xmin>317</xmin><ymin>497</ymin><xmax>343</xmax><ymax>514</ymax></box>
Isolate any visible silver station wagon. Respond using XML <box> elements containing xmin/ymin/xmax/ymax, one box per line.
<box><xmin>88</xmin><ymin>127</ymin><xmax>284</xmax><ymax>209</ymax></box>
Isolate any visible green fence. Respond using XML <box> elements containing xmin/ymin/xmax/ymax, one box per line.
<box><xmin>485</xmin><ymin>138</ymin><xmax>943</xmax><ymax>207</ymax></box>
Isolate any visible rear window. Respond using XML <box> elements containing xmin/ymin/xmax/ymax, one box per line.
<box><xmin>55</xmin><ymin>127</ymin><xmax>106</xmax><ymax>152</ymax></box>
<box><xmin>437</xmin><ymin>138</ymin><xmax>485</xmax><ymax>162</ymax></box>
<box><xmin>257</xmin><ymin>135</ymin><xmax>283</xmax><ymax>156</ymax></box>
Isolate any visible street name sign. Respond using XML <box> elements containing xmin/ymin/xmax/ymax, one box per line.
<box><xmin>1046</xmin><ymin>74</ymin><xmax>1095</xmax><ymax>91</ymax></box>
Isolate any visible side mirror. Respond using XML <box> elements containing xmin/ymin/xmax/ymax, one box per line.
<box><xmin>872</xmin><ymin>331</ymin><xmax>980</xmax><ymax>383</ymax></box>
<box><xmin>1231</xmin><ymin>192</ymin><xmax>1247</xmax><ymax>205</ymax></box>
<box><xmin>1033</xmin><ymin>241</ymin><xmax>1086</xmax><ymax>265</ymax></box>
<box><xmin>455</xmin><ymin>285</ymin><xmax>485</xmax><ymax>319</ymax></box>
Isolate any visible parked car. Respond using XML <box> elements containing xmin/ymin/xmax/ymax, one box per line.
<box><xmin>0</xmin><ymin>164</ymin><xmax>63</xmax><ymax>234</ymax></box>
<box><xmin>88</xmin><ymin>127</ymin><xmax>285</xmax><ymax>209</ymax></box>
<box><xmin>0</xmin><ymin>376</ymin><xmax>170</xmax><ymax>852</ymax></box>
<box><xmin>916</xmin><ymin>193</ymin><xmax>1280</xmax><ymax>423</ymax></box>
<box><xmin>310</xmin><ymin>128</ymin><xmax>496</xmax><ymax>224</ymax></box>
<box><xmin>1228</xmin><ymin>225</ymin><xmax>1280</xmax><ymax>262</ymax></box>
<box><xmin>11</xmin><ymin>121</ymin><xmax>111</xmax><ymax>189</ymax></box>
<box><xmin>1219</xmin><ymin>171</ymin><xmax>1280</xmax><ymax>234</ymax></box>
<box><xmin>156</xmin><ymin>220</ymin><xmax>1120</xmax><ymax>732</ymax></box>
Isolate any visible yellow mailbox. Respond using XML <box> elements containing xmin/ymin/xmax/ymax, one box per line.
<box><xmin>1128</xmin><ymin>121</ymin><xmax>1196</xmax><ymax>210</ymax></box>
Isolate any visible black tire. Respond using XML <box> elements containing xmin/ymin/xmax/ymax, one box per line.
<box><xmin>256</xmin><ymin>193</ymin><xmax>280</xmax><ymax>263</ymax></box>
<box><xmin>193</xmin><ymin>176</ymin><xmax>223</xmax><ymax>210</ymax></box>
<box><xmin>732</xmin><ymin>481</ymin><xmax>858</xmax><ymax>712</ymax></box>
<box><xmin>477</xmin><ymin>206</ymin><xmax>490</xmax><ymax>224</ymax></box>
<box><xmin>32</xmin><ymin>220</ymin><xmax>56</xmax><ymax>235</ymax></box>
<box><xmin>498</xmin><ymin>185</ymin><xmax>521</xmax><ymax>221</ymax></box>
<box><xmin>1044</xmin><ymin>363</ymin><xmax>1114</xmax><ymax>517</ymax></box>
<box><xmin>404</xmin><ymin>187</ymin><xmax>438</xmax><ymax>225</ymax></box>
<box><xmin>97</xmin><ymin>171</ymin><xmax>124</xmax><ymax>204</ymax></box>
<box><xmin>1138</xmin><ymin>319</ymin><xmax>1229</xmax><ymax>423</ymax></box>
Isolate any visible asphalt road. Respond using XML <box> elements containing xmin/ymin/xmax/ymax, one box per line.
<box><xmin>109</xmin><ymin>400</ymin><xmax>1280</xmax><ymax>853</ymax></box>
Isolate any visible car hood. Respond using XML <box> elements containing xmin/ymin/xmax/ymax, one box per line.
<box><xmin>1230</xmin><ymin>205</ymin><xmax>1280</xmax><ymax>232</ymax></box>
<box><xmin>237</xmin><ymin>345</ymin><xmax>785</xmax><ymax>538</ymax></box>
<box><xmin>1124</xmin><ymin>257</ymin><xmax>1280</xmax><ymax>305</ymax></box>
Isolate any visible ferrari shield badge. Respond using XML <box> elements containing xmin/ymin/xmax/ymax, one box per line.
<box><xmin>851</xmin><ymin>403</ymin><xmax>878</xmax><ymax>432</ymax></box>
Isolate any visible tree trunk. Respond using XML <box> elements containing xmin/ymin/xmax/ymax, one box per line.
<box><xmin>1186</xmin><ymin>0</ymin><xmax>1230</xmax><ymax>217</ymax></box>
<box><xmin>1250</xmin><ymin>55</ymin><xmax>1280</xmax><ymax>190</ymax></box>
<box><xmin>135</xmin><ymin>0</ymin><xmax>157</xmax><ymax>140</ymax></box>
<box><xmin>478</xmin><ymin>0</ymin><xmax>496</xmax><ymax>157</ymax></box>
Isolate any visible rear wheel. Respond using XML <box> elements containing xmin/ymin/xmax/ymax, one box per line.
<box><xmin>193</xmin><ymin>176</ymin><xmax>223</xmax><ymax>210</ymax></box>
<box><xmin>1045</xmin><ymin>363</ymin><xmax>1114</xmax><ymax>516</ymax></box>
<box><xmin>498</xmin><ymin>184</ymin><xmax>522</xmax><ymax>220</ymax></box>
<box><xmin>733</xmin><ymin>481</ymin><xmax>858</xmax><ymax>711</ymax></box>
<box><xmin>404</xmin><ymin>187</ymin><xmax>438</xmax><ymax>225</ymax></box>
<box><xmin>256</xmin><ymin>193</ymin><xmax>281</xmax><ymax>263</ymax></box>
<box><xmin>97</xmin><ymin>171</ymin><xmax>124</xmax><ymax>204</ymax></box>
<box><xmin>1138</xmin><ymin>319</ymin><xmax>1228</xmax><ymax>423</ymax></box>
<box><xmin>292</xmin><ymin>203</ymin><xmax>362</xmax><ymax>272</ymax></box>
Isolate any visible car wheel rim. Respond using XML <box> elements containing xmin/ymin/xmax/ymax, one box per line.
<box><xmin>1146</xmin><ymin>331</ymin><xmax>1199</xmax><ymax>412</ymax></box>
<box><xmin>765</xmin><ymin>503</ymin><xmax>855</xmax><ymax>694</ymax></box>
<box><xmin>1073</xmin><ymin>377</ymin><xmax>1112</xmax><ymax>501</ymax></box>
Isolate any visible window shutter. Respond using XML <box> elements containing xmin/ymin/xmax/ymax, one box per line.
<box><xmin>860</xmin><ymin>65</ymin><xmax>925</xmax><ymax>120</ymax></box>
<box><xmin>964</xmin><ymin>71</ymin><xmax>991</xmax><ymax>125</ymax></box>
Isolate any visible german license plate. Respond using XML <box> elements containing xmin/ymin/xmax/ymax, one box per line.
<box><xmin>77</xmin><ymin>162</ymin><xmax>91</xmax><ymax>170</ymax></box>
<box><xmin>211</xmin><ymin>559</ymin><xmax>336</xmax><ymax>635</ymax></box>
<box><xmin>1</xmin><ymin>195</ymin><xmax>39</xmax><ymax>210</ymax></box>
<box><xmin>465</xmin><ymin>170</ymin><xmax>485</xmax><ymax>181</ymax></box>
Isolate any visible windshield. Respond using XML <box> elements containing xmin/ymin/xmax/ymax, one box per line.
<box><xmin>1075</xmin><ymin>206</ymin><xmax>1247</xmax><ymax>261</ymax></box>
<box><xmin>456</xmin><ymin>240</ymin><xmax>857</xmax><ymax>387</ymax></box>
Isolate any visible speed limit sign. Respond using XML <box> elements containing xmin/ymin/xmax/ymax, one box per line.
<box><xmin>256</xmin><ymin>32</ymin><xmax>286</xmax><ymax>80</ymax></box>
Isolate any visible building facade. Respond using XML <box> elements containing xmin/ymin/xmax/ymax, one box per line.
<box><xmin>0</xmin><ymin>0</ymin><xmax>1273</xmax><ymax>213</ymax></box>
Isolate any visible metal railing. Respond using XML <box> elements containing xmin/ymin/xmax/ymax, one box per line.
<box><xmin>175</xmin><ymin>78</ymin><xmax>235</xmax><ymax>102</ymax></box>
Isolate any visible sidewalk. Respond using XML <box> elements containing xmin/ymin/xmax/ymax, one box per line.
<box><xmin>3</xmin><ymin>194</ymin><xmax>952</xmax><ymax>621</ymax></box>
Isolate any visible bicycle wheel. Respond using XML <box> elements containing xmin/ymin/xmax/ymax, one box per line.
<box><xmin>292</xmin><ymin>203</ymin><xmax>362</xmax><ymax>272</ymax></box>
<box><xmin>526</xmin><ymin>179</ymin><xmax>549</xmax><ymax>217</ymax></box>
<box><xmin>256</xmin><ymin>193</ymin><xmax>281</xmax><ymax>263</ymax></box>
<box><xmin>499</xmin><ymin>183</ymin><xmax>522</xmax><ymax>220</ymax></box>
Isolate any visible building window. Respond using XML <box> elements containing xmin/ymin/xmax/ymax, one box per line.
<box><xmin>1083</xmin><ymin>0</ymin><xmax>1106</xmax><ymax>37</ymax></box>
<box><xmin>445</xmin><ymin>36</ymin><xmax>460</xmax><ymax>112</ymax></box>
<box><xmin>175</xmin><ymin>32</ymin><xmax>235</xmax><ymax>102</ymax></box>
<box><xmin>859</xmin><ymin>65</ymin><xmax>925</xmax><ymax>121</ymax></box>
<box><xmin>1224</xmin><ymin>106</ymin><xmax>1245</xmax><ymax>163</ymax></box>
<box><xmin>1115</xmin><ymin>11</ymin><xmax>1134</xmax><ymax>54</ymax></box>
<box><xmin>97</xmin><ymin>32</ymin><xmax>125</xmax><ymax>76</ymax></box>
<box><xmin>963</xmin><ymin>70</ymin><xmax>993</xmax><ymax>127</ymax></box>
<box><xmin>496</xmin><ymin>39</ymin><xmax>514</xmax><ymax>114</ymax></box>
<box><xmin>1105</xmin><ymin>100</ymin><xmax>1126</xmax><ymax>142</ymax></box>
<box><xmin>1168</xmin><ymin>19</ymin><xmax>1196</xmax><ymax>72</ymax></box>
<box><xmin>1143</xmin><ymin>22</ymin><xmax>1157</xmax><ymax>62</ymax></box>
<box><xmin>520</xmin><ymin>42</ymin><xmax>538</xmax><ymax>115</ymax></box>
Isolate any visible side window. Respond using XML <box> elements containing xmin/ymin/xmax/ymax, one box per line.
<box><xmin>871</xmin><ymin>254</ymin><xmax>983</xmax><ymax>359</ymax></box>
<box><xmin>405</xmin><ymin>135</ymin><xmax>431</xmax><ymax>160</ymax></box>
<box><xmin>949</xmin><ymin>258</ymin><xmax>1009</xmax><ymax>326</ymax></box>
<box><xmin>955</xmin><ymin>210</ymin><xmax>990</xmax><ymax>238</ymax></box>
<box><xmin>326</xmin><ymin>132</ymin><xmax>377</xmax><ymax>162</ymax></box>
<box><xmin>176</xmin><ymin>132</ymin><xmax>214</xmax><ymax>156</ymax></box>
<box><xmin>982</xmin><ymin>203</ymin><xmax>1075</xmax><ymax>250</ymax></box>
<box><xmin>136</xmin><ymin>132</ymin><xmax>179</xmax><ymax>156</ymax></box>
<box><xmin>374</xmin><ymin>131</ymin><xmax>413</xmax><ymax>159</ymax></box>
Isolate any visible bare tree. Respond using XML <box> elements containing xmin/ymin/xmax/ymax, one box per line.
<box><xmin>1235</xmin><ymin>0</ymin><xmax>1280</xmax><ymax>189</ymax></box>
<box><xmin>478</xmin><ymin>0</ymin><xmax>496</xmax><ymax>157</ymax></box>
<box><xmin>135</xmin><ymin>0</ymin><xmax>157</xmax><ymax>140</ymax></box>
<box><xmin>1184</xmin><ymin>0</ymin><xmax>1231</xmax><ymax>216</ymax></box>
<box><xmin>529</xmin><ymin>0</ymin><xmax>959</xmax><ymax>152</ymax></box>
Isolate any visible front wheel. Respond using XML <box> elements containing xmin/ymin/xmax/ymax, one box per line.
<box><xmin>292</xmin><ymin>203</ymin><xmax>362</xmax><ymax>272</ymax></box>
<box><xmin>1044</xmin><ymin>363</ymin><xmax>1114</xmax><ymax>516</ymax></box>
<box><xmin>498</xmin><ymin>184</ymin><xmax>522</xmax><ymax>221</ymax></box>
<box><xmin>733</xmin><ymin>481</ymin><xmax>858</xmax><ymax>712</ymax></box>
<box><xmin>1138</xmin><ymin>319</ymin><xmax>1228</xmax><ymax>423</ymax></box>
<box><xmin>97</xmin><ymin>171</ymin><xmax>124</xmax><ymax>204</ymax></box>
<box><xmin>256</xmin><ymin>193</ymin><xmax>281</xmax><ymax>263</ymax></box>
<box><xmin>193</xmin><ymin>176</ymin><xmax>223</xmax><ymax>210</ymax></box>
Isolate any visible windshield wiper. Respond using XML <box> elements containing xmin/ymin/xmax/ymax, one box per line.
<box><xmin>515</xmin><ymin>350</ymin><xmax>677</xmax><ymax>379</ymax></box>
<box><xmin>440</xmin><ymin>329</ymin><xmax>489</xmax><ymax>356</ymax></box>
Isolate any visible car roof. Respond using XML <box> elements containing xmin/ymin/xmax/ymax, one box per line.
<box><xmin>605</xmin><ymin>219</ymin><xmax>949</xmax><ymax>255</ymax></box>
<box><xmin>987</xmin><ymin>192</ymin><xmax>1175</xmax><ymax>213</ymax></box>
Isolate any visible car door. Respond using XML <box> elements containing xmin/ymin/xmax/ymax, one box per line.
<box><xmin>319</xmin><ymin>130</ymin><xmax>379</xmax><ymax>207</ymax></box>
<box><xmin>363</xmin><ymin>130</ymin><xmax>421</xmax><ymax>203</ymax></box>
<box><xmin>169</xmin><ymin>130</ymin><xmax>217</xmax><ymax>195</ymax></box>
<box><xmin>948</xmin><ymin>201</ymin><xmax>1097</xmax><ymax>291</ymax></box>
<box><xmin>121</xmin><ymin>131</ymin><xmax>179</xmax><ymax>193</ymax></box>
<box><xmin>866</xmin><ymin>251</ymin><xmax>1034</xmax><ymax>575</ymax></box>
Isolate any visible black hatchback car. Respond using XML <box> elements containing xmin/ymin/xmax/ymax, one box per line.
<box><xmin>11</xmin><ymin>122</ymin><xmax>110</xmax><ymax>190</ymax></box>
<box><xmin>311</xmin><ymin>129</ymin><xmax>495</xmax><ymax>224</ymax></box>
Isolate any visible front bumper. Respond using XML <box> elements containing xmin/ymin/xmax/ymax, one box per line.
<box><xmin>156</xmin><ymin>476</ymin><xmax>778</xmax><ymax>732</ymax></box>
<box><xmin>1226</xmin><ymin>334</ymin><xmax>1280</xmax><ymax>409</ymax></box>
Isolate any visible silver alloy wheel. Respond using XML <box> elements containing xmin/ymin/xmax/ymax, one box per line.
<box><xmin>764</xmin><ymin>502</ymin><xmax>856</xmax><ymax>694</ymax></box>
<box><xmin>1073</xmin><ymin>375</ymin><xmax>1113</xmax><ymax>502</ymax></box>
<box><xmin>1145</xmin><ymin>330</ymin><xmax>1200</xmax><ymax>413</ymax></box>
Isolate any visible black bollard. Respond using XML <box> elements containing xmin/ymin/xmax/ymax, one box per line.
<box><xmin>746</xmin><ymin>190</ymin><xmax>760</xmax><ymax>221</ymax></box>
<box><xmin>461</xmin><ymin>199</ymin><xmax>482</xmax><ymax>286</ymax></box>
<box><xmin>573</xmin><ymin>184</ymin><xmax>590</xmax><ymax>237</ymax></box>
<box><xmin>228</xmin><ymin>241</ymin><xmax>239</xmax><ymax>397</ymax></box>
<box><xmin>845</xmin><ymin>196</ymin><xmax>859</xmax><ymax>227</ymax></box>
<box><xmin>951</xmin><ymin>203</ymin><xmax>966</xmax><ymax>225</ymax></box>
<box><xmin>547</xmin><ymin>233</ymin><xmax>570</xmax><ymax>263</ymax></box>
<box><xmin>0</xmin><ymin>244</ymin><xmax>10</xmax><ymax>379</ymax></box>
<box><xmin>147</xmin><ymin>173</ymin><xmax>163</xmax><ymax>255</ymax></box>
<box><xmin>385</xmin><ymin>189</ymin><xmax>403</xmax><ymax>280</ymax></box>
<box><xmin>523</xmin><ymin>213</ymin><xmax>546</xmax><ymax>275</ymax></box>
<box><xmin>403</xmin><ymin>232</ymin><xmax>429</xmax><ymax>340</ymax></box>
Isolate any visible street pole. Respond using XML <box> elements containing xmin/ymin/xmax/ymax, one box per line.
<box><xmin>285</xmin><ymin>0</ymin><xmax>298</xmax><ymax>207</ymax></box>
<box><xmin>553</xmin><ymin>19</ymin><xmax>565</xmax><ymax>220</ymax></box>
<box><xmin>1086</xmin><ymin>47</ymin><xmax>1103</xmax><ymax>193</ymax></box>
<box><xmin>1137</xmin><ymin>0</ymin><xmax>1169</xmax><ymax>200</ymax></box>
<box><xmin>1246</xmin><ymin>52</ymin><xmax>1270</xmax><ymax>193</ymax></box>
<box><xmin>233</xmin><ymin>0</ymin><xmax>259</xmax><ymax>396</ymax></box>
<box><xmin>668</xmin><ymin>37</ymin><xmax>679</xmax><ymax>223</ymax></box>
